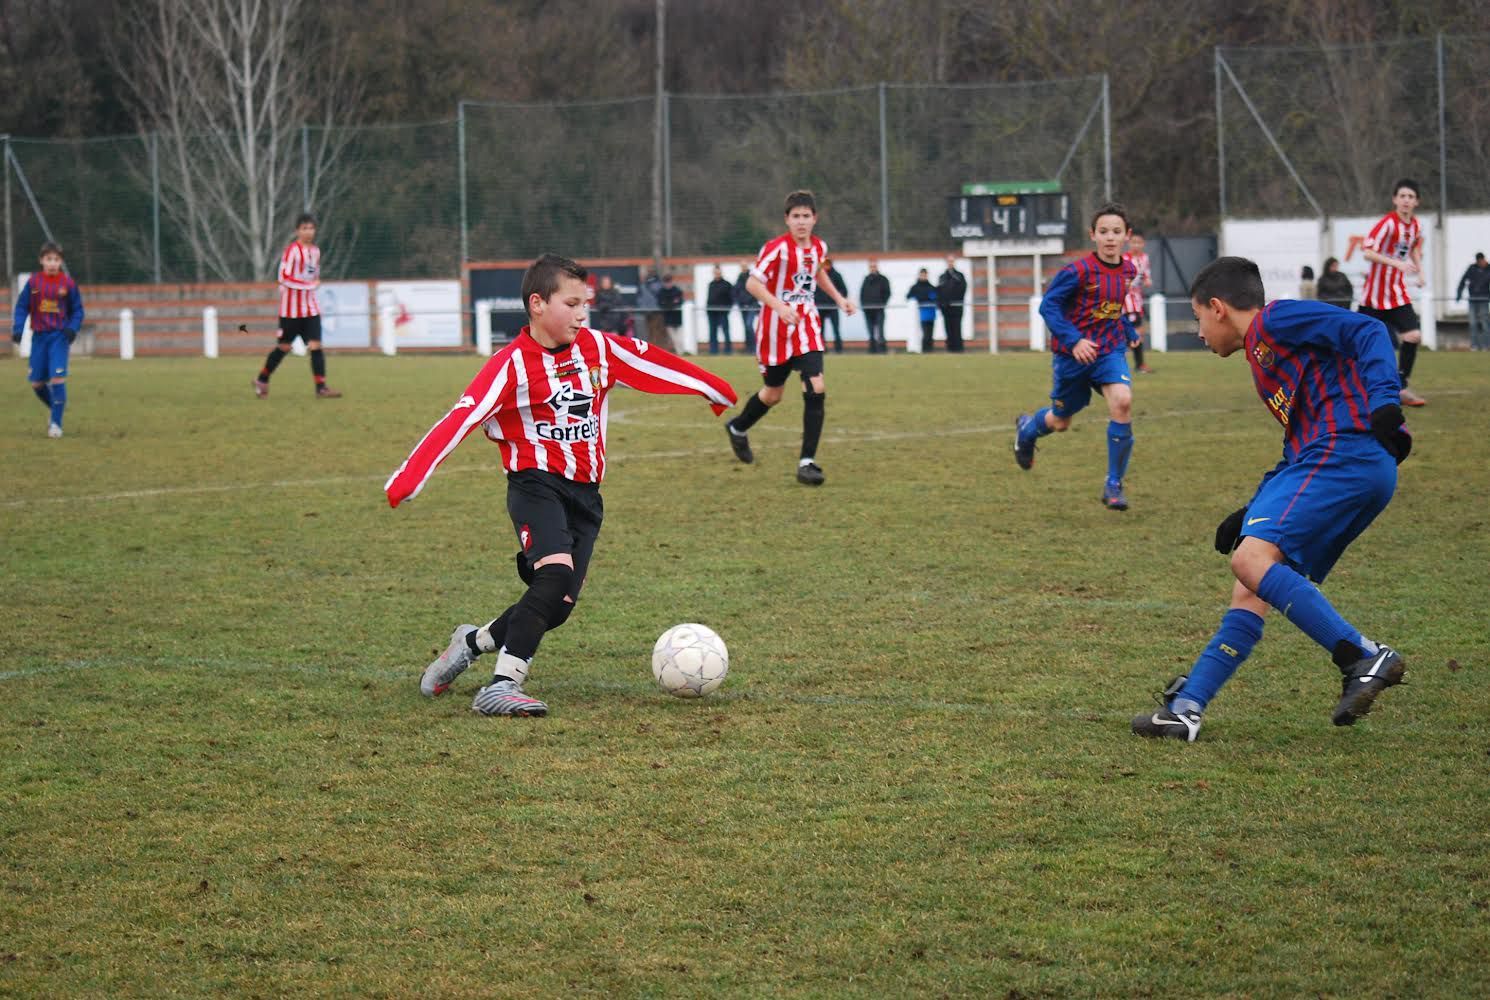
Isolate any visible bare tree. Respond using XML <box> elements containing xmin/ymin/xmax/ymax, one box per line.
<box><xmin>110</xmin><ymin>0</ymin><xmax>361</xmax><ymax>281</ymax></box>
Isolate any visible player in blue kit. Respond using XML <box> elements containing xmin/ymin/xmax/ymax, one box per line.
<box><xmin>1013</xmin><ymin>203</ymin><xmax>1138</xmax><ymax>510</ymax></box>
<box><xmin>11</xmin><ymin>242</ymin><xmax>85</xmax><ymax>438</ymax></box>
<box><xmin>1132</xmin><ymin>256</ymin><xmax>1413</xmax><ymax>741</ymax></box>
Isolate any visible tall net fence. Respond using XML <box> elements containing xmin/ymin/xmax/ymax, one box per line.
<box><xmin>1217</xmin><ymin>34</ymin><xmax>1490</xmax><ymax>217</ymax></box>
<box><xmin>4</xmin><ymin>77</ymin><xmax>1108</xmax><ymax>284</ymax></box>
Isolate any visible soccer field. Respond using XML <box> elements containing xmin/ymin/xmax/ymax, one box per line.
<box><xmin>3</xmin><ymin>351</ymin><xmax>1488</xmax><ymax>997</ymax></box>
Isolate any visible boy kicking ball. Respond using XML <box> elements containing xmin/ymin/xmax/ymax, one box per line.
<box><xmin>1132</xmin><ymin>257</ymin><xmax>1412</xmax><ymax>742</ymax></box>
<box><xmin>385</xmin><ymin>254</ymin><xmax>736</xmax><ymax>717</ymax></box>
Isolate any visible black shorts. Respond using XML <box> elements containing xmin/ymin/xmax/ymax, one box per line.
<box><xmin>506</xmin><ymin>469</ymin><xmax>603</xmax><ymax>601</ymax></box>
<box><xmin>1357</xmin><ymin>304</ymin><xmax>1419</xmax><ymax>346</ymax></box>
<box><xmin>761</xmin><ymin>350</ymin><xmax>825</xmax><ymax>388</ymax></box>
<box><xmin>278</xmin><ymin>315</ymin><xmax>323</xmax><ymax>344</ymax></box>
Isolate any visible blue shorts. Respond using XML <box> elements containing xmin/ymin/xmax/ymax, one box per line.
<box><xmin>1049</xmin><ymin>350</ymin><xmax>1131</xmax><ymax>419</ymax></box>
<box><xmin>1240</xmin><ymin>433</ymin><xmax>1396</xmax><ymax>583</ymax></box>
<box><xmin>27</xmin><ymin>330</ymin><xmax>71</xmax><ymax>384</ymax></box>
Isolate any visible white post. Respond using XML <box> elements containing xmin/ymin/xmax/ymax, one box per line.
<box><xmin>1419</xmin><ymin>292</ymin><xmax>1437</xmax><ymax>350</ymax></box>
<box><xmin>905</xmin><ymin>300</ymin><xmax>923</xmax><ymax>354</ymax></box>
<box><xmin>475</xmin><ymin>298</ymin><xmax>494</xmax><ymax>355</ymax></box>
<box><xmin>680</xmin><ymin>302</ymin><xmax>698</xmax><ymax>354</ymax></box>
<box><xmin>119</xmin><ymin>309</ymin><xmax>135</xmax><ymax>360</ymax></box>
<box><xmin>378</xmin><ymin>305</ymin><xmax>396</xmax><ymax>355</ymax></box>
<box><xmin>986</xmin><ymin>256</ymin><xmax>999</xmax><ymax>354</ymax></box>
<box><xmin>1149</xmin><ymin>293</ymin><xmax>1168</xmax><ymax>352</ymax></box>
<box><xmin>203</xmin><ymin>306</ymin><xmax>219</xmax><ymax>358</ymax></box>
<box><xmin>1028</xmin><ymin>296</ymin><xmax>1046</xmax><ymax>351</ymax></box>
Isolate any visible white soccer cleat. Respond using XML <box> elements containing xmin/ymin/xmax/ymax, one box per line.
<box><xmin>47</xmin><ymin>422</ymin><xmax>63</xmax><ymax>439</ymax></box>
<box><xmin>472</xmin><ymin>679</ymin><xmax>548</xmax><ymax>717</ymax></box>
<box><xmin>421</xmin><ymin>624</ymin><xmax>477</xmax><ymax>697</ymax></box>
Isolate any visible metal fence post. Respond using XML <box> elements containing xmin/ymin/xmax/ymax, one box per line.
<box><xmin>458</xmin><ymin>101</ymin><xmax>469</xmax><ymax>269</ymax></box>
<box><xmin>1101</xmin><ymin>74</ymin><xmax>1112</xmax><ymax>200</ymax></box>
<box><xmin>3</xmin><ymin>134</ymin><xmax>11</xmax><ymax>287</ymax></box>
<box><xmin>301</xmin><ymin>124</ymin><xmax>311</xmax><ymax>211</ymax></box>
<box><xmin>878</xmin><ymin>82</ymin><xmax>889</xmax><ymax>252</ymax></box>
<box><xmin>1436</xmin><ymin>32</ymin><xmax>1447</xmax><ymax>217</ymax></box>
<box><xmin>663</xmin><ymin>91</ymin><xmax>672</xmax><ymax>258</ymax></box>
<box><xmin>151</xmin><ymin>132</ymin><xmax>161</xmax><ymax>283</ymax></box>
<box><xmin>1215</xmin><ymin>48</ymin><xmax>1226</xmax><ymax>222</ymax></box>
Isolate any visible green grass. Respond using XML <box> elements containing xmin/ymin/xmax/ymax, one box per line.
<box><xmin>2</xmin><ymin>350</ymin><xmax>1488</xmax><ymax>998</ymax></box>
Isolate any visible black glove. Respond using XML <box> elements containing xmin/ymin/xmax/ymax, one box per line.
<box><xmin>65</xmin><ymin>329</ymin><xmax>77</xmax><ymax>345</ymax></box>
<box><xmin>1370</xmin><ymin>404</ymin><xmax>1412</xmax><ymax>464</ymax></box>
<box><xmin>1214</xmin><ymin>506</ymin><xmax>1248</xmax><ymax>555</ymax></box>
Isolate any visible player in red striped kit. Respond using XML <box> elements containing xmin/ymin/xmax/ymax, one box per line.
<box><xmin>724</xmin><ymin>190</ymin><xmax>855</xmax><ymax>486</ymax></box>
<box><xmin>386</xmin><ymin>253</ymin><xmax>737</xmax><ymax>717</ymax></box>
<box><xmin>253</xmin><ymin>213</ymin><xmax>341</xmax><ymax>399</ymax></box>
<box><xmin>1358</xmin><ymin>179</ymin><xmax>1427</xmax><ymax>407</ymax></box>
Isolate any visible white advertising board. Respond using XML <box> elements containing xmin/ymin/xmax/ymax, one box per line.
<box><xmin>1220</xmin><ymin>219</ymin><xmax>1323</xmax><ymax>301</ymax></box>
<box><xmin>1443</xmin><ymin>213</ymin><xmax>1490</xmax><ymax>316</ymax></box>
<box><xmin>375</xmin><ymin>281</ymin><xmax>463</xmax><ymax>348</ymax></box>
<box><xmin>316</xmin><ymin>281</ymin><xmax>372</xmax><ymax>348</ymax></box>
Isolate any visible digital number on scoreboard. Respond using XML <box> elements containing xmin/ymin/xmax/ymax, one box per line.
<box><xmin>947</xmin><ymin>191</ymin><xmax>1071</xmax><ymax>242</ymax></box>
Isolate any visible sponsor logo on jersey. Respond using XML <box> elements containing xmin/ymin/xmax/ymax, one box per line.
<box><xmin>1091</xmin><ymin>300</ymin><xmax>1123</xmax><ymax>321</ymax></box>
<box><xmin>519</xmin><ymin>523</ymin><xmax>532</xmax><ymax>552</ymax></box>
<box><xmin>455</xmin><ymin>394</ymin><xmax>476</xmax><ymax>409</ymax></box>
<box><xmin>536</xmin><ymin>383</ymin><xmax>600</xmax><ymax>442</ymax></box>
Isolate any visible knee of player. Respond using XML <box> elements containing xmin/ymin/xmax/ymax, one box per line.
<box><xmin>277</xmin><ymin>342</ymin><xmax>293</xmax><ymax>352</ymax></box>
<box><xmin>805</xmin><ymin>375</ymin><xmax>825</xmax><ymax>395</ymax></box>
<box><xmin>1049</xmin><ymin>415</ymin><xmax>1071</xmax><ymax>432</ymax></box>
<box><xmin>49</xmin><ymin>377</ymin><xmax>66</xmax><ymax>386</ymax></box>
<box><xmin>759</xmin><ymin>387</ymin><xmax>784</xmax><ymax>406</ymax></box>
<box><xmin>548</xmin><ymin>594</ymin><xmax>578</xmax><ymax>629</ymax></box>
<box><xmin>307</xmin><ymin>341</ymin><xmax>322</xmax><ymax>350</ymax></box>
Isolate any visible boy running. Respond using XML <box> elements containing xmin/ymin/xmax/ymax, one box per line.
<box><xmin>723</xmin><ymin>190</ymin><xmax>855</xmax><ymax>486</ymax></box>
<box><xmin>385</xmin><ymin>253</ymin><xmax>737</xmax><ymax>717</ymax></box>
<box><xmin>253</xmin><ymin>212</ymin><xmax>342</xmax><ymax>399</ymax></box>
<box><xmin>1359</xmin><ymin>179</ymin><xmax>1427</xmax><ymax>406</ymax></box>
<box><xmin>11</xmin><ymin>242</ymin><xmax>84</xmax><ymax>438</ymax></box>
<box><xmin>1132</xmin><ymin>256</ymin><xmax>1411</xmax><ymax>741</ymax></box>
<box><xmin>1123</xmin><ymin>230</ymin><xmax>1154</xmax><ymax>373</ymax></box>
<box><xmin>1014</xmin><ymin>202</ymin><xmax>1138</xmax><ymax>510</ymax></box>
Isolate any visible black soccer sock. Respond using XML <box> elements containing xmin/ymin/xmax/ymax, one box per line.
<box><xmin>1398</xmin><ymin>341</ymin><xmax>1418</xmax><ymax>385</ymax></box>
<box><xmin>260</xmin><ymin>346</ymin><xmax>287</xmax><ymax>380</ymax></box>
<box><xmin>730</xmin><ymin>393</ymin><xmax>772</xmax><ymax>433</ymax></box>
<box><xmin>801</xmin><ymin>390</ymin><xmax>825</xmax><ymax>461</ymax></box>
<box><xmin>499</xmin><ymin>563</ymin><xmax>575</xmax><ymax>663</ymax></box>
<box><xmin>1132</xmin><ymin>342</ymin><xmax>1146</xmax><ymax>368</ymax></box>
<box><xmin>310</xmin><ymin>348</ymin><xmax>327</xmax><ymax>385</ymax></box>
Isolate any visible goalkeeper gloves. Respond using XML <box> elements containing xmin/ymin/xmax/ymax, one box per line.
<box><xmin>1214</xmin><ymin>506</ymin><xmax>1248</xmax><ymax>555</ymax></box>
<box><xmin>1370</xmin><ymin>404</ymin><xmax>1412</xmax><ymax>464</ymax></box>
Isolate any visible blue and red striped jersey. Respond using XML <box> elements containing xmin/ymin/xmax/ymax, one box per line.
<box><xmin>1245</xmin><ymin>300</ymin><xmax>1401</xmax><ymax>463</ymax></box>
<box><xmin>13</xmin><ymin>271</ymin><xmax>84</xmax><ymax>336</ymax></box>
<box><xmin>1039</xmin><ymin>253</ymin><xmax>1136</xmax><ymax>356</ymax></box>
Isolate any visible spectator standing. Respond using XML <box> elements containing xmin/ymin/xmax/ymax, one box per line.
<box><xmin>907</xmin><ymin>268</ymin><xmax>938</xmax><ymax>351</ymax></box>
<box><xmin>860</xmin><ymin>258</ymin><xmax>891</xmax><ymax>354</ymax></box>
<box><xmin>936</xmin><ymin>256</ymin><xmax>968</xmax><ymax>352</ymax></box>
<box><xmin>734</xmin><ymin>260</ymin><xmax>758</xmax><ymax>353</ymax></box>
<box><xmin>657</xmin><ymin>272</ymin><xmax>685</xmax><ymax>353</ymax></box>
<box><xmin>1317</xmin><ymin>257</ymin><xmax>1353</xmax><ymax>310</ymax></box>
<box><xmin>1455</xmin><ymin>252</ymin><xmax>1490</xmax><ymax>351</ymax></box>
<box><xmin>638</xmin><ymin>269</ymin><xmax>664</xmax><ymax>344</ymax></box>
<box><xmin>705</xmin><ymin>264</ymin><xmax>734</xmax><ymax>354</ymax></box>
<box><xmin>1300</xmin><ymin>265</ymin><xmax>1317</xmax><ymax>299</ymax></box>
<box><xmin>815</xmin><ymin>258</ymin><xmax>848</xmax><ymax>353</ymax></box>
<box><xmin>591</xmin><ymin>274</ymin><xmax>625</xmax><ymax>334</ymax></box>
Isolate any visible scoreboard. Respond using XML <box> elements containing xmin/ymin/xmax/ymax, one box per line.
<box><xmin>947</xmin><ymin>188</ymin><xmax>1071</xmax><ymax>242</ymax></box>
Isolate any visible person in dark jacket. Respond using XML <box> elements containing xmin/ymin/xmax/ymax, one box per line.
<box><xmin>859</xmin><ymin>259</ymin><xmax>891</xmax><ymax>354</ymax></box>
<box><xmin>1316</xmin><ymin>257</ymin><xmax>1354</xmax><ymax>311</ymax></box>
<box><xmin>656</xmin><ymin>272</ymin><xmax>684</xmax><ymax>353</ymax></box>
<box><xmin>591</xmin><ymin>274</ymin><xmax>625</xmax><ymax>334</ymax></box>
<box><xmin>733</xmin><ymin>260</ymin><xmax>758</xmax><ymax>353</ymax></box>
<box><xmin>1456</xmin><ymin>252</ymin><xmax>1490</xmax><ymax>351</ymax></box>
<box><xmin>705</xmin><ymin>264</ymin><xmax>734</xmax><ymax>354</ymax></box>
<box><xmin>907</xmin><ymin>269</ymin><xmax>938</xmax><ymax>351</ymax></box>
<box><xmin>814</xmin><ymin>258</ymin><xmax>849</xmax><ymax>353</ymax></box>
<box><xmin>936</xmin><ymin>256</ymin><xmax>969</xmax><ymax>352</ymax></box>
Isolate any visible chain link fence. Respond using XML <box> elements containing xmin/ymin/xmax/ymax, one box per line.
<box><xmin>1217</xmin><ymin>34</ymin><xmax>1490</xmax><ymax>218</ymax></box>
<box><xmin>4</xmin><ymin>76</ymin><xmax>1108</xmax><ymax>285</ymax></box>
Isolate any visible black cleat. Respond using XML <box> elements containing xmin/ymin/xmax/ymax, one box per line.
<box><xmin>796</xmin><ymin>461</ymin><xmax>825</xmax><ymax>486</ymax></box>
<box><xmin>1131</xmin><ymin>675</ymin><xmax>1202</xmax><ymax>741</ymax></box>
<box><xmin>726</xmin><ymin>422</ymin><xmax>754</xmax><ymax>464</ymax></box>
<box><xmin>1014</xmin><ymin>414</ymin><xmax>1037</xmax><ymax>470</ymax></box>
<box><xmin>1332</xmin><ymin>645</ymin><xmax>1405</xmax><ymax>726</ymax></box>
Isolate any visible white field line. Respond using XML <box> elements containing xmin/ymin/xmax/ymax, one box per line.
<box><xmin>0</xmin><ymin>407</ymin><xmax>1248</xmax><ymax>509</ymax></box>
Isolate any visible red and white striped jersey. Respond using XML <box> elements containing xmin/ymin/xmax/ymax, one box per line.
<box><xmin>1360</xmin><ymin>212</ymin><xmax>1421</xmax><ymax>310</ymax></box>
<box><xmin>751</xmin><ymin>232</ymin><xmax>827</xmax><ymax>366</ymax></box>
<box><xmin>1123</xmin><ymin>251</ymin><xmax>1151</xmax><ymax>315</ymax></box>
<box><xmin>385</xmin><ymin>327</ymin><xmax>737</xmax><ymax>507</ymax></box>
<box><xmin>278</xmin><ymin>240</ymin><xmax>321</xmax><ymax>318</ymax></box>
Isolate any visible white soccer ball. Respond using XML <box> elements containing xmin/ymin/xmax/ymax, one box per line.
<box><xmin>651</xmin><ymin>623</ymin><xmax>729</xmax><ymax>698</ymax></box>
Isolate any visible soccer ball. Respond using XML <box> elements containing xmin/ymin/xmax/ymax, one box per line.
<box><xmin>651</xmin><ymin>623</ymin><xmax>729</xmax><ymax>698</ymax></box>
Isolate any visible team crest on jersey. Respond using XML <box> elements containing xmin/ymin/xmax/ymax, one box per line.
<box><xmin>589</xmin><ymin>366</ymin><xmax>603</xmax><ymax>390</ymax></box>
<box><xmin>1253</xmin><ymin>342</ymin><xmax>1276</xmax><ymax>368</ymax></box>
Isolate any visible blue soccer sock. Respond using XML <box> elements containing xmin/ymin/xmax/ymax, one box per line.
<box><xmin>33</xmin><ymin>384</ymin><xmax>52</xmax><ymax>407</ymax></box>
<box><xmin>1255</xmin><ymin>562</ymin><xmax>1366</xmax><ymax>660</ymax></box>
<box><xmin>1106</xmin><ymin>420</ymin><xmax>1133</xmax><ymax>484</ymax></box>
<box><xmin>48</xmin><ymin>383</ymin><xmax>66</xmax><ymax>428</ymax></box>
<box><xmin>1020</xmin><ymin>407</ymin><xmax>1056</xmax><ymax>448</ymax></box>
<box><xmin>1171</xmin><ymin>608</ymin><xmax>1265</xmax><ymax>714</ymax></box>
